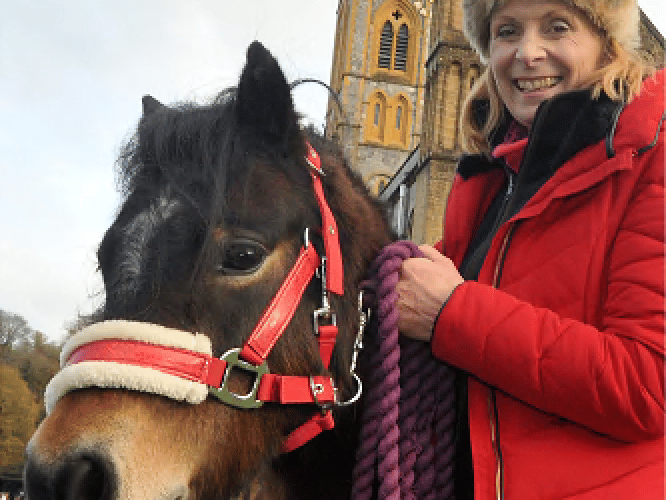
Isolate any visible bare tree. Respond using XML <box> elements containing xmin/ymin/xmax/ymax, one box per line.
<box><xmin>0</xmin><ymin>310</ymin><xmax>33</xmax><ymax>351</ymax></box>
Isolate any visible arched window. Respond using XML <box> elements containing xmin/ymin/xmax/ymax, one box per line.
<box><xmin>394</xmin><ymin>24</ymin><xmax>409</xmax><ymax>71</ymax></box>
<box><xmin>374</xmin><ymin>4</ymin><xmax>416</xmax><ymax>77</ymax></box>
<box><xmin>365</xmin><ymin>92</ymin><xmax>387</xmax><ymax>143</ymax></box>
<box><xmin>378</xmin><ymin>21</ymin><xmax>394</xmax><ymax>69</ymax></box>
<box><xmin>392</xmin><ymin>94</ymin><xmax>410</xmax><ymax>146</ymax></box>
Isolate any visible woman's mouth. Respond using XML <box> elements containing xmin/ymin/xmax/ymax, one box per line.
<box><xmin>514</xmin><ymin>76</ymin><xmax>562</xmax><ymax>92</ymax></box>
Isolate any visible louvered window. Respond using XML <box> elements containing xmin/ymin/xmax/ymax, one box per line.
<box><xmin>378</xmin><ymin>21</ymin><xmax>393</xmax><ymax>69</ymax></box>
<box><xmin>394</xmin><ymin>24</ymin><xmax>409</xmax><ymax>71</ymax></box>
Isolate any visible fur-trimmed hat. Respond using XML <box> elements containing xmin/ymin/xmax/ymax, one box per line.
<box><xmin>463</xmin><ymin>0</ymin><xmax>641</xmax><ymax>63</ymax></box>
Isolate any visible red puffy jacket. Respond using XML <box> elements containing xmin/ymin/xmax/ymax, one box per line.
<box><xmin>433</xmin><ymin>70</ymin><xmax>665</xmax><ymax>499</ymax></box>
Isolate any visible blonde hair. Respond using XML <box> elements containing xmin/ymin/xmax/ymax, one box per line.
<box><xmin>459</xmin><ymin>36</ymin><xmax>654</xmax><ymax>155</ymax></box>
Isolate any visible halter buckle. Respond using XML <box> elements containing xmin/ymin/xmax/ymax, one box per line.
<box><xmin>310</xmin><ymin>375</ymin><xmax>334</xmax><ymax>414</ymax></box>
<box><xmin>313</xmin><ymin>307</ymin><xmax>337</xmax><ymax>335</ymax></box>
<box><xmin>208</xmin><ymin>348</ymin><xmax>269</xmax><ymax>409</ymax></box>
<box><xmin>305</xmin><ymin>142</ymin><xmax>325</xmax><ymax>176</ymax></box>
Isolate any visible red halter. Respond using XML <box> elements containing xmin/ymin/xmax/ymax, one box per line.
<box><xmin>56</xmin><ymin>142</ymin><xmax>357</xmax><ymax>453</ymax></box>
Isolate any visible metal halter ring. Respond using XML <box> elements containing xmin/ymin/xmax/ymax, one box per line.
<box><xmin>334</xmin><ymin>373</ymin><xmax>363</xmax><ymax>407</ymax></box>
<box><xmin>209</xmin><ymin>348</ymin><xmax>269</xmax><ymax>409</ymax></box>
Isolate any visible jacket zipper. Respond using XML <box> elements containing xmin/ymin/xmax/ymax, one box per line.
<box><xmin>489</xmin><ymin>391</ymin><xmax>502</xmax><ymax>500</ymax></box>
<box><xmin>488</xmin><ymin>170</ymin><xmax>517</xmax><ymax>500</ymax></box>
<box><xmin>490</xmin><ymin>170</ymin><xmax>515</xmax><ymax>238</ymax></box>
<box><xmin>488</xmin><ymin>225</ymin><xmax>517</xmax><ymax>500</ymax></box>
<box><xmin>488</xmin><ymin>235</ymin><xmax>508</xmax><ymax>500</ymax></box>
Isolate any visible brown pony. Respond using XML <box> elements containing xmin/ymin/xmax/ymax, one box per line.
<box><xmin>24</xmin><ymin>41</ymin><xmax>392</xmax><ymax>500</ymax></box>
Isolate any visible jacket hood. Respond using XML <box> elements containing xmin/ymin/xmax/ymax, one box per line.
<box><xmin>458</xmin><ymin>69</ymin><xmax>665</xmax><ymax>180</ymax></box>
<box><xmin>458</xmin><ymin>89</ymin><xmax>621</xmax><ymax>180</ymax></box>
<box><xmin>611</xmin><ymin>69</ymin><xmax>665</xmax><ymax>155</ymax></box>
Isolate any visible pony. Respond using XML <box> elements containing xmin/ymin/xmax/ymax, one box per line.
<box><xmin>23</xmin><ymin>41</ymin><xmax>394</xmax><ymax>500</ymax></box>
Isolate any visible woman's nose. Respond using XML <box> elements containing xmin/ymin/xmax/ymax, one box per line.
<box><xmin>514</xmin><ymin>32</ymin><xmax>547</xmax><ymax>65</ymax></box>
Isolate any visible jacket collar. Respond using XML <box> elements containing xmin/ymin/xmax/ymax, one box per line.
<box><xmin>458</xmin><ymin>90</ymin><xmax>623</xmax><ymax>181</ymax></box>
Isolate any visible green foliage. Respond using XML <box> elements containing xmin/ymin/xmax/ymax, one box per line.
<box><xmin>0</xmin><ymin>363</ymin><xmax>39</xmax><ymax>468</ymax></box>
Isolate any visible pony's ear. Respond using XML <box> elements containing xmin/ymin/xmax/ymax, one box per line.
<box><xmin>236</xmin><ymin>41</ymin><xmax>298</xmax><ymax>144</ymax></box>
<box><xmin>142</xmin><ymin>95</ymin><xmax>164</xmax><ymax>116</ymax></box>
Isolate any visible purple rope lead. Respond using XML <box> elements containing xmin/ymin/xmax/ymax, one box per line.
<box><xmin>352</xmin><ymin>241</ymin><xmax>457</xmax><ymax>500</ymax></box>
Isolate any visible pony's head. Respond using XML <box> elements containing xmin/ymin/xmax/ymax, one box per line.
<box><xmin>25</xmin><ymin>42</ymin><xmax>391</xmax><ymax>500</ymax></box>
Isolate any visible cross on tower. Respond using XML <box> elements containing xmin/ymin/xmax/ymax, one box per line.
<box><xmin>392</xmin><ymin>10</ymin><xmax>402</xmax><ymax>20</ymax></box>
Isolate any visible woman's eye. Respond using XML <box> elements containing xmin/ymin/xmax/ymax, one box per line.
<box><xmin>215</xmin><ymin>240</ymin><xmax>266</xmax><ymax>274</ymax></box>
<box><xmin>495</xmin><ymin>24</ymin><xmax>517</xmax><ymax>39</ymax></box>
<box><xmin>549</xmin><ymin>19</ymin><xmax>571</xmax><ymax>33</ymax></box>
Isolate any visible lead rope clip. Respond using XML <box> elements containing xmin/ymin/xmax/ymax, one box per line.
<box><xmin>336</xmin><ymin>291</ymin><xmax>367</xmax><ymax>408</ymax></box>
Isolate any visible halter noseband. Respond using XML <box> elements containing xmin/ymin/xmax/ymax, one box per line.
<box><xmin>45</xmin><ymin>142</ymin><xmax>365</xmax><ymax>453</ymax></box>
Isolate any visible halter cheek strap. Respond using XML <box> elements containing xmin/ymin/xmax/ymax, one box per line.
<box><xmin>234</xmin><ymin>143</ymin><xmax>344</xmax><ymax>451</ymax></box>
<box><xmin>240</xmin><ymin>243</ymin><xmax>321</xmax><ymax>366</ymax></box>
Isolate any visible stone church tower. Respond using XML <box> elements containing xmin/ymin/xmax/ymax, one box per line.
<box><xmin>327</xmin><ymin>0</ymin><xmax>664</xmax><ymax>244</ymax></box>
<box><xmin>408</xmin><ymin>0</ymin><xmax>481</xmax><ymax>243</ymax></box>
<box><xmin>326</xmin><ymin>0</ymin><xmax>481</xmax><ymax>241</ymax></box>
<box><xmin>325</xmin><ymin>0</ymin><xmax>434</xmax><ymax>195</ymax></box>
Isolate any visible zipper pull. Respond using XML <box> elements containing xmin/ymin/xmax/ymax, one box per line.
<box><xmin>506</xmin><ymin>172</ymin><xmax>515</xmax><ymax>198</ymax></box>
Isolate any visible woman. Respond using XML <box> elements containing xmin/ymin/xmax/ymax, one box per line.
<box><xmin>396</xmin><ymin>0</ymin><xmax>664</xmax><ymax>498</ymax></box>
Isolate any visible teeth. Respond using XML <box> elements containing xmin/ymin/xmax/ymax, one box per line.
<box><xmin>515</xmin><ymin>77</ymin><xmax>560</xmax><ymax>91</ymax></box>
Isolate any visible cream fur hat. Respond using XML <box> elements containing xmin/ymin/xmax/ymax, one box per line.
<box><xmin>462</xmin><ymin>0</ymin><xmax>641</xmax><ymax>63</ymax></box>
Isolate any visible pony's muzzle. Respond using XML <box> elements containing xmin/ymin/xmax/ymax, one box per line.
<box><xmin>24</xmin><ymin>453</ymin><xmax>116</xmax><ymax>500</ymax></box>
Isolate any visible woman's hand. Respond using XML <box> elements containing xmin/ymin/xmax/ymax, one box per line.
<box><xmin>396</xmin><ymin>245</ymin><xmax>464</xmax><ymax>342</ymax></box>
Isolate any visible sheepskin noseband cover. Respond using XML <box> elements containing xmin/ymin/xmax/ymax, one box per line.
<box><xmin>44</xmin><ymin>321</ymin><xmax>213</xmax><ymax>415</ymax></box>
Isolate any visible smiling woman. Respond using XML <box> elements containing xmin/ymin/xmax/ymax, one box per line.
<box><xmin>393</xmin><ymin>0</ymin><xmax>664</xmax><ymax>498</ymax></box>
<box><xmin>488</xmin><ymin>0</ymin><xmax>607</xmax><ymax>128</ymax></box>
<box><xmin>459</xmin><ymin>0</ymin><xmax>649</xmax><ymax>152</ymax></box>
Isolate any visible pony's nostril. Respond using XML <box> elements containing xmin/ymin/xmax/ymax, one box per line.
<box><xmin>24</xmin><ymin>457</ymin><xmax>52</xmax><ymax>500</ymax></box>
<box><xmin>54</xmin><ymin>455</ymin><xmax>115</xmax><ymax>500</ymax></box>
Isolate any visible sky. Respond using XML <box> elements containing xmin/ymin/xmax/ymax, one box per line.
<box><xmin>1</xmin><ymin>1</ymin><xmax>664</xmax><ymax>344</ymax></box>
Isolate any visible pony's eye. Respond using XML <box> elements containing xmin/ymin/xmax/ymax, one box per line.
<box><xmin>215</xmin><ymin>240</ymin><xmax>266</xmax><ymax>274</ymax></box>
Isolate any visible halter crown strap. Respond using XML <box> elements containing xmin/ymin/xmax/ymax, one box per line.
<box><xmin>306</xmin><ymin>142</ymin><xmax>344</xmax><ymax>295</ymax></box>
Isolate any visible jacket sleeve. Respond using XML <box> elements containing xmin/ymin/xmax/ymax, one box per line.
<box><xmin>431</xmin><ymin>141</ymin><xmax>665</xmax><ymax>443</ymax></box>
